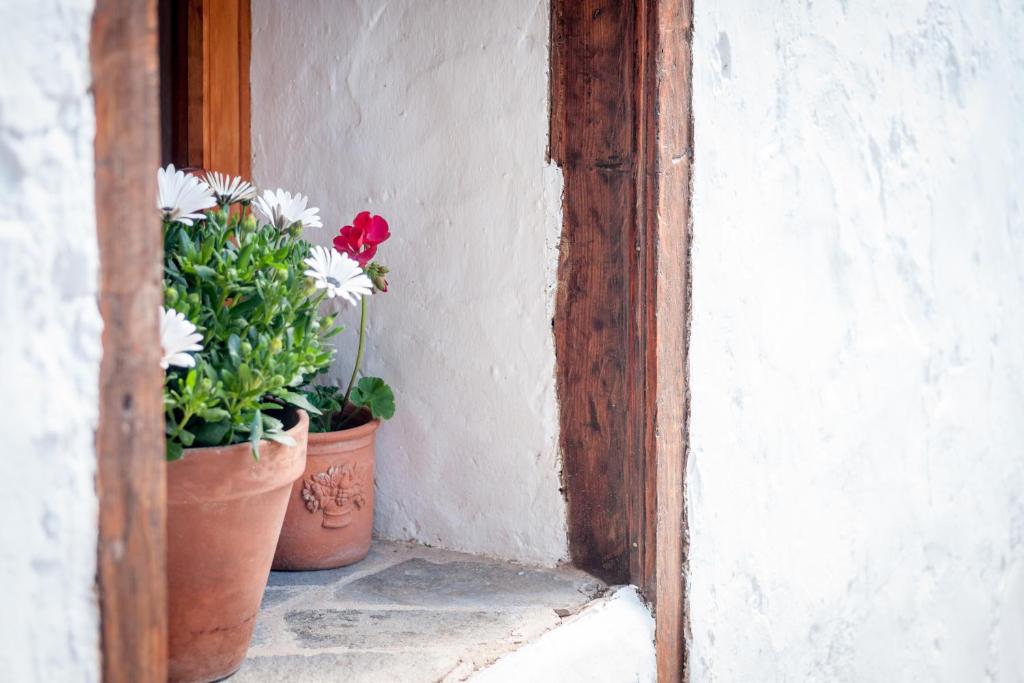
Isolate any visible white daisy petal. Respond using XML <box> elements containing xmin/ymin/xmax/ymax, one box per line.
<box><xmin>160</xmin><ymin>306</ymin><xmax>204</xmax><ymax>369</ymax></box>
<box><xmin>157</xmin><ymin>164</ymin><xmax>216</xmax><ymax>225</ymax></box>
<box><xmin>203</xmin><ymin>171</ymin><xmax>257</xmax><ymax>205</ymax></box>
<box><xmin>254</xmin><ymin>188</ymin><xmax>323</xmax><ymax>231</ymax></box>
<box><xmin>303</xmin><ymin>247</ymin><xmax>372</xmax><ymax>305</ymax></box>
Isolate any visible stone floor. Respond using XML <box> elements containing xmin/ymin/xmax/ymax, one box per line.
<box><xmin>234</xmin><ymin>541</ymin><xmax>605</xmax><ymax>682</ymax></box>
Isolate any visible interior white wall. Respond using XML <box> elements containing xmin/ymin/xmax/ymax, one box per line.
<box><xmin>251</xmin><ymin>0</ymin><xmax>567</xmax><ymax>565</ymax></box>
<box><xmin>0</xmin><ymin>0</ymin><xmax>101</xmax><ymax>680</ymax></box>
<box><xmin>689</xmin><ymin>1</ymin><xmax>1024</xmax><ymax>680</ymax></box>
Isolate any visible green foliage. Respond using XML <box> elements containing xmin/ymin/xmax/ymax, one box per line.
<box><xmin>163</xmin><ymin>209</ymin><xmax>339</xmax><ymax>459</ymax></box>
<box><xmin>303</xmin><ymin>378</ymin><xmax>395</xmax><ymax>433</ymax></box>
<box><xmin>350</xmin><ymin>377</ymin><xmax>396</xmax><ymax>421</ymax></box>
<box><xmin>304</xmin><ymin>384</ymin><xmax>346</xmax><ymax>433</ymax></box>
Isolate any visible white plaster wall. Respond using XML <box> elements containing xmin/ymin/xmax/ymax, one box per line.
<box><xmin>689</xmin><ymin>1</ymin><xmax>1024</xmax><ymax>680</ymax></box>
<box><xmin>471</xmin><ymin>586</ymin><xmax>656</xmax><ymax>682</ymax></box>
<box><xmin>251</xmin><ymin>1</ymin><xmax>567</xmax><ymax>565</ymax></box>
<box><xmin>0</xmin><ymin>1</ymin><xmax>101</xmax><ymax>681</ymax></box>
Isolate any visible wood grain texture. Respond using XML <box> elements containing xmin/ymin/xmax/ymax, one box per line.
<box><xmin>92</xmin><ymin>1</ymin><xmax>168</xmax><ymax>681</ymax></box>
<box><xmin>551</xmin><ymin>0</ymin><xmax>640</xmax><ymax>585</ymax></box>
<box><xmin>160</xmin><ymin>0</ymin><xmax>251</xmax><ymax>176</ymax></box>
<box><xmin>641</xmin><ymin>1</ymin><xmax>693</xmax><ymax>680</ymax></box>
<box><xmin>551</xmin><ymin>0</ymin><xmax>693</xmax><ymax>679</ymax></box>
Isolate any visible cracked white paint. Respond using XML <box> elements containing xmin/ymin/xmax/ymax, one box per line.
<box><xmin>689</xmin><ymin>1</ymin><xmax>1024</xmax><ymax>680</ymax></box>
<box><xmin>0</xmin><ymin>0</ymin><xmax>101</xmax><ymax>681</ymax></box>
<box><xmin>251</xmin><ymin>0</ymin><xmax>568</xmax><ymax>565</ymax></box>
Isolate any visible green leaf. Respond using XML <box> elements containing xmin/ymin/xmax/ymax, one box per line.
<box><xmin>166</xmin><ymin>440</ymin><xmax>184</xmax><ymax>461</ymax></box>
<box><xmin>349</xmin><ymin>377</ymin><xmax>396</xmax><ymax>420</ymax></box>
<box><xmin>227</xmin><ymin>334</ymin><xmax>241</xmax><ymax>362</ymax></box>
<box><xmin>273</xmin><ymin>389</ymin><xmax>323</xmax><ymax>416</ymax></box>
<box><xmin>261</xmin><ymin>414</ymin><xmax>284</xmax><ymax>432</ymax></box>
<box><xmin>249</xmin><ymin>409</ymin><xmax>263</xmax><ymax>460</ymax></box>
<box><xmin>191</xmin><ymin>419</ymin><xmax>231</xmax><ymax>446</ymax></box>
<box><xmin>177</xmin><ymin>229</ymin><xmax>195</xmax><ymax>256</ymax></box>
<box><xmin>264</xmin><ymin>430</ymin><xmax>296</xmax><ymax>447</ymax></box>
<box><xmin>193</xmin><ymin>264</ymin><xmax>217</xmax><ymax>280</ymax></box>
<box><xmin>198</xmin><ymin>407</ymin><xmax>231</xmax><ymax>422</ymax></box>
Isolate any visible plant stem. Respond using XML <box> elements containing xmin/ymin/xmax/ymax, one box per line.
<box><xmin>341</xmin><ymin>296</ymin><xmax>368</xmax><ymax>408</ymax></box>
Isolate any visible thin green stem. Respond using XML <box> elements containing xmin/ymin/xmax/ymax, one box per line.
<box><xmin>341</xmin><ymin>296</ymin><xmax>368</xmax><ymax>408</ymax></box>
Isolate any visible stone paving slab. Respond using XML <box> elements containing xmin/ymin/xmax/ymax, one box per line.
<box><xmin>234</xmin><ymin>541</ymin><xmax>604</xmax><ymax>682</ymax></box>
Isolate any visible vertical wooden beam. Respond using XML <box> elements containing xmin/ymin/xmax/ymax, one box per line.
<box><xmin>641</xmin><ymin>1</ymin><xmax>693</xmax><ymax>680</ymax></box>
<box><xmin>551</xmin><ymin>0</ymin><xmax>639</xmax><ymax>585</ymax></box>
<box><xmin>92</xmin><ymin>1</ymin><xmax>167</xmax><ymax>682</ymax></box>
<box><xmin>551</xmin><ymin>0</ymin><xmax>692</xmax><ymax>679</ymax></box>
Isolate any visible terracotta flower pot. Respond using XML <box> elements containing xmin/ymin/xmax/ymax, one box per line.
<box><xmin>167</xmin><ymin>409</ymin><xmax>309</xmax><ymax>683</ymax></box>
<box><xmin>272</xmin><ymin>417</ymin><xmax>379</xmax><ymax>570</ymax></box>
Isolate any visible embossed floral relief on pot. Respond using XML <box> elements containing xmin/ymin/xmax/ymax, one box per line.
<box><xmin>301</xmin><ymin>462</ymin><xmax>370</xmax><ymax>529</ymax></box>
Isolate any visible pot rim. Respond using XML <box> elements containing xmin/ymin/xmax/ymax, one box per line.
<box><xmin>179</xmin><ymin>407</ymin><xmax>308</xmax><ymax>457</ymax></box>
<box><xmin>308</xmin><ymin>417</ymin><xmax>381</xmax><ymax>444</ymax></box>
<box><xmin>168</xmin><ymin>410</ymin><xmax>309</xmax><ymax>504</ymax></box>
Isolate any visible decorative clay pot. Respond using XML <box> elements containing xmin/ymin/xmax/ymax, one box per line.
<box><xmin>167</xmin><ymin>409</ymin><xmax>308</xmax><ymax>683</ymax></box>
<box><xmin>272</xmin><ymin>417</ymin><xmax>379</xmax><ymax>570</ymax></box>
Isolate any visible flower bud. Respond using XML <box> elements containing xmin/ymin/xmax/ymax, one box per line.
<box><xmin>366</xmin><ymin>263</ymin><xmax>389</xmax><ymax>293</ymax></box>
<box><xmin>370</xmin><ymin>271</ymin><xmax>389</xmax><ymax>292</ymax></box>
<box><xmin>165</xmin><ymin>287</ymin><xmax>179</xmax><ymax>304</ymax></box>
<box><xmin>240</xmin><ymin>341</ymin><xmax>253</xmax><ymax>356</ymax></box>
<box><xmin>242</xmin><ymin>213</ymin><xmax>257</xmax><ymax>232</ymax></box>
<box><xmin>270</xmin><ymin>336</ymin><xmax>283</xmax><ymax>353</ymax></box>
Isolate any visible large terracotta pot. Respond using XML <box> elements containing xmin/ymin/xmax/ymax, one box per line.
<box><xmin>272</xmin><ymin>417</ymin><xmax>379</xmax><ymax>570</ymax></box>
<box><xmin>167</xmin><ymin>409</ymin><xmax>309</xmax><ymax>683</ymax></box>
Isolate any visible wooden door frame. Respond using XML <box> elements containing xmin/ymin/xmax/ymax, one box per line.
<box><xmin>550</xmin><ymin>0</ymin><xmax>693</xmax><ymax>679</ymax></box>
<box><xmin>160</xmin><ymin>0</ymin><xmax>252</xmax><ymax>176</ymax></box>
<box><xmin>94</xmin><ymin>0</ymin><xmax>692</xmax><ymax>680</ymax></box>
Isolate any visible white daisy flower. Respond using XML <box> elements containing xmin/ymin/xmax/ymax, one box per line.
<box><xmin>157</xmin><ymin>164</ymin><xmax>216</xmax><ymax>226</ymax></box>
<box><xmin>303</xmin><ymin>246</ymin><xmax>373</xmax><ymax>305</ymax></box>
<box><xmin>203</xmin><ymin>171</ymin><xmax>257</xmax><ymax>205</ymax></box>
<box><xmin>253</xmin><ymin>188</ymin><xmax>323</xmax><ymax>231</ymax></box>
<box><xmin>159</xmin><ymin>306</ymin><xmax>203</xmax><ymax>369</ymax></box>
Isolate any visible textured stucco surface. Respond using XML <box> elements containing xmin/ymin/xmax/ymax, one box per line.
<box><xmin>0</xmin><ymin>1</ymin><xmax>101</xmax><ymax>681</ymax></box>
<box><xmin>251</xmin><ymin>1</ymin><xmax>568</xmax><ymax>564</ymax></box>
<box><xmin>689</xmin><ymin>1</ymin><xmax>1024</xmax><ymax>680</ymax></box>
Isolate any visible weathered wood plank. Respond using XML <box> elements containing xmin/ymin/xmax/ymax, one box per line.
<box><xmin>642</xmin><ymin>1</ymin><xmax>693</xmax><ymax>680</ymax></box>
<box><xmin>551</xmin><ymin>0</ymin><xmax>692</xmax><ymax>679</ymax></box>
<box><xmin>551</xmin><ymin>0</ymin><xmax>639</xmax><ymax>585</ymax></box>
<box><xmin>92</xmin><ymin>0</ymin><xmax>167</xmax><ymax>680</ymax></box>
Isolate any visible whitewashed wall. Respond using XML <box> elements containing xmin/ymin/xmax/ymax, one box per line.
<box><xmin>0</xmin><ymin>1</ymin><xmax>101</xmax><ymax>681</ymax></box>
<box><xmin>251</xmin><ymin>0</ymin><xmax>568</xmax><ymax>565</ymax></box>
<box><xmin>689</xmin><ymin>1</ymin><xmax>1024</xmax><ymax>680</ymax></box>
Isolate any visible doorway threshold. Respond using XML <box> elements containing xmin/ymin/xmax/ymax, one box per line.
<box><xmin>234</xmin><ymin>541</ymin><xmax>608</xmax><ymax>682</ymax></box>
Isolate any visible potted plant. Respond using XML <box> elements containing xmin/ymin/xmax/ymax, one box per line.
<box><xmin>158</xmin><ymin>166</ymin><xmax>371</xmax><ymax>682</ymax></box>
<box><xmin>272</xmin><ymin>211</ymin><xmax>396</xmax><ymax>571</ymax></box>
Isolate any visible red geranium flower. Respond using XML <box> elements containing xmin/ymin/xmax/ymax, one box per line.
<box><xmin>333</xmin><ymin>211</ymin><xmax>390</xmax><ymax>267</ymax></box>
